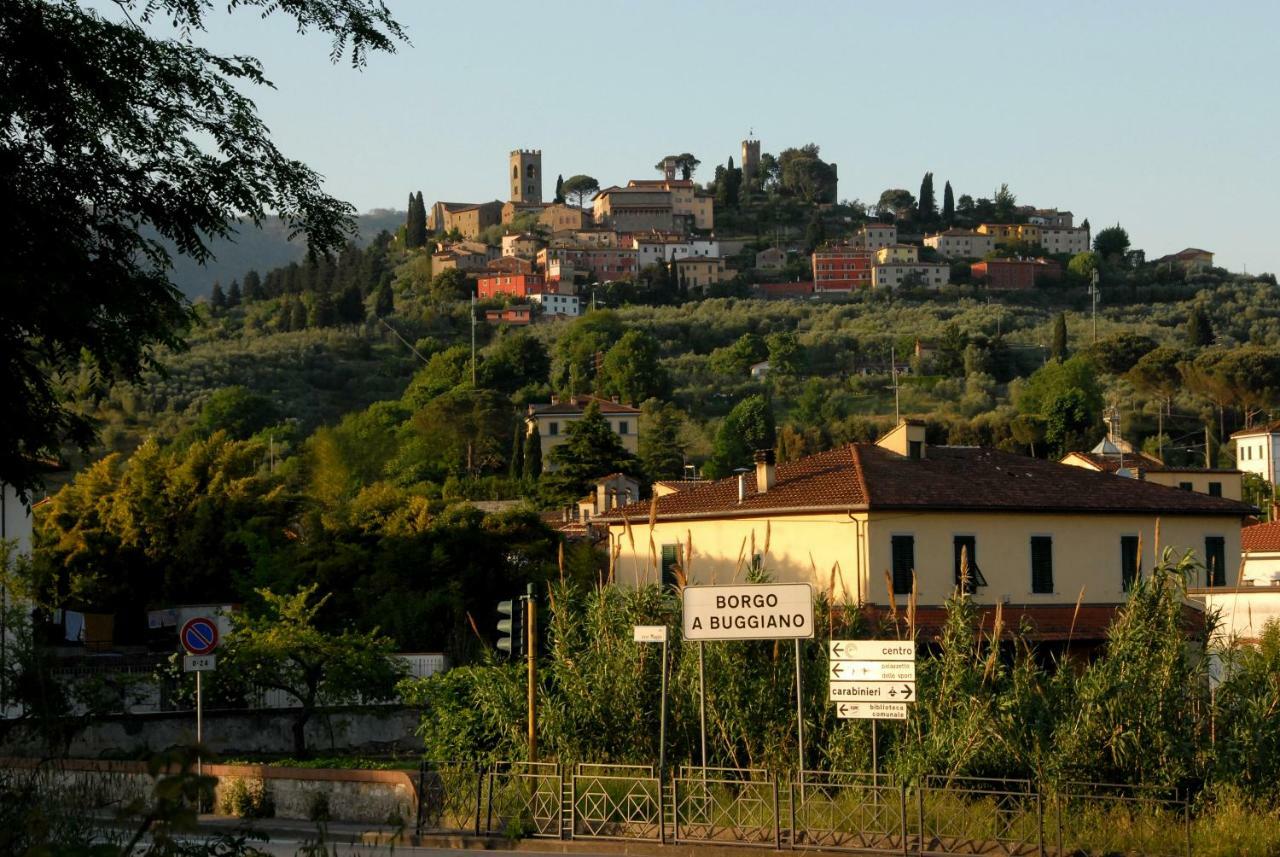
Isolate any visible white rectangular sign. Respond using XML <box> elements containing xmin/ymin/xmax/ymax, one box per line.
<box><xmin>184</xmin><ymin>654</ymin><xmax>216</xmax><ymax>672</ymax></box>
<box><xmin>835</xmin><ymin>701</ymin><xmax>907</xmax><ymax>720</ymax></box>
<box><xmin>829</xmin><ymin>640</ymin><xmax>916</xmax><ymax>661</ymax></box>
<box><xmin>682</xmin><ymin>584</ymin><xmax>814</xmax><ymax>641</ymax></box>
<box><xmin>633</xmin><ymin>625</ymin><xmax>668</xmax><ymax>643</ymax></box>
<box><xmin>829</xmin><ymin>681</ymin><xmax>916</xmax><ymax>702</ymax></box>
<box><xmin>830</xmin><ymin>660</ymin><xmax>916</xmax><ymax>681</ymax></box>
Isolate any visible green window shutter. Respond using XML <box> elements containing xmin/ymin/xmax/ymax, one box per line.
<box><xmin>1121</xmin><ymin>535</ymin><xmax>1141</xmax><ymax>592</ymax></box>
<box><xmin>661</xmin><ymin>544</ymin><xmax>679</xmax><ymax>587</ymax></box>
<box><xmin>891</xmin><ymin>535</ymin><xmax>914</xmax><ymax>595</ymax></box>
<box><xmin>1030</xmin><ymin>536</ymin><xmax>1054</xmax><ymax>594</ymax></box>
<box><xmin>1205</xmin><ymin>536</ymin><xmax>1226</xmax><ymax>587</ymax></box>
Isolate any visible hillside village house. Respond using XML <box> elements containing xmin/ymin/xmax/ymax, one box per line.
<box><xmin>875</xmin><ymin>244</ymin><xmax>919</xmax><ymax>264</ymax></box>
<box><xmin>1156</xmin><ymin>248</ymin><xmax>1214</xmax><ymax>271</ymax></box>
<box><xmin>924</xmin><ymin>229</ymin><xmax>996</xmax><ymax>260</ymax></box>
<box><xmin>971</xmin><ymin>258</ymin><xmax>1062</xmax><ymax>290</ymax></box>
<box><xmin>1230</xmin><ymin>421</ymin><xmax>1280</xmax><ymax>485</ymax></box>
<box><xmin>673</xmin><ymin>256</ymin><xmax>727</xmax><ymax>289</ymax></box>
<box><xmin>529</xmin><ymin>292</ymin><xmax>581</xmax><ymax>318</ymax></box>
<box><xmin>812</xmin><ymin>245</ymin><xmax>872</xmax><ymax>291</ymax></box>
<box><xmin>859</xmin><ymin>222</ymin><xmax>897</xmax><ymax>250</ymax></box>
<box><xmin>526</xmin><ymin>395</ymin><xmax>641</xmax><ymax>465</ymax></box>
<box><xmin>600</xmin><ymin>421</ymin><xmax>1251</xmax><ymax>644</ymax></box>
<box><xmin>871</xmin><ymin>262</ymin><xmax>950</xmax><ymax>289</ymax></box>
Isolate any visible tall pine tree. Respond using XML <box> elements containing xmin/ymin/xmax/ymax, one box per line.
<box><xmin>942</xmin><ymin>180</ymin><xmax>955</xmax><ymax>224</ymax></box>
<box><xmin>242</xmin><ymin>269</ymin><xmax>263</xmax><ymax>302</ymax></box>
<box><xmin>226</xmin><ymin>279</ymin><xmax>241</xmax><ymax>307</ymax></box>
<box><xmin>209</xmin><ymin>281</ymin><xmax>226</xmax><ymax>311</ymax></box>
<box><xmin>373</xmin><ymin>275</ymin><xmax>394</xmax><ymax>318</ymax></box>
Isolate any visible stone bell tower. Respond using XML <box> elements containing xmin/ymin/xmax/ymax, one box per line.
<box><xmin>509</xmin><ymin>149</ymin><xmax>542</xmax><ymax>205</ymax></box>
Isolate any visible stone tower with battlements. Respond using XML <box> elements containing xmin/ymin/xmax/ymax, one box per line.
<box><xmin>741</xmin><ymin>138</ymin><xmax>761</xmax><ymax>182</ymax></box>
<box><xmin>510</xmin><ymin>149</ymin><xmax>542</xmax><ymax>205</ymax></box>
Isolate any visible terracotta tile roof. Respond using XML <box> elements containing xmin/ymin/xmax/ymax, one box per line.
<box><xmin>654</xmin><ymin>480</ymin><xmax>708</xmax><ymax>492</ymax></box>
<box><xmin>1243</xmin><ymin>520</ymin><xmax>1280</xmax><ymax>552</ymax></box>
<box><xmin>1231</xmin><ymin>420</ymin><xmax>1280</xmax><ymax>438</ymax></box>
<box><xmin>599</xmin><ymin>444</ymin><xmax>1253</xmax><ymax>523</ymax></box>
<box><xmin>528</xmin><ymin>395</ymin><xmax>641</xmax><ymax>416</ymax></box>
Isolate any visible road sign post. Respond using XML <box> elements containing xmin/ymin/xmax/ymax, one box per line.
<box><xmin>828</xmin><ymin>639</ymin><xmax>917</xmax><ymax>772</ymax></box>
<box><xmin>683</xmin><ymin>584</ymin><xmax>815</xmax><ymax>773</ymax></box>
<box><xmin>633</xmin><ymin>625</ymin><xmax>669</xmax><ymax>772</ymax></box>
<box><xmin>180</xmin><ymin>617</ymin><xmax>220</xmax><ymax>789</ymax></box>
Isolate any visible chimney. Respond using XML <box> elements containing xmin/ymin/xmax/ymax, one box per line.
<box><xmin>737</xmin><ymin>473</ymin><xmax>747</xmax><ymax>504</ymax></box>
<box><xmin>550</xmin><ymin>393</ymin><xmax>560</xmax><ymax>405</ymax></box>
<box><xmin>611</xmin><ymin>394</ymin><xmax>620</xmax><ymax>403</ymax></box>
<box><xmin>754</xmin><ymin>449</ymin><xmax>776</xmax><ymax>493</ymax></box>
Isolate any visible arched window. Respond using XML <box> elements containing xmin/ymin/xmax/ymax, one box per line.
<box><xmin>528</xmin><ymin>165</ymin><xmax>536</xmax><ymax>179</ymax></box>
<box><xmin>513</xmin><ymin>165</ymin><xmax>520</xmax><ymax>179</ymax></box>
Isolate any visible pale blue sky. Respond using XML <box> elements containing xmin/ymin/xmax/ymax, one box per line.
<box><xmin>123</xmin><ymin>1</ymin><xmax>1278</xmax><ymax>273</ymax></box>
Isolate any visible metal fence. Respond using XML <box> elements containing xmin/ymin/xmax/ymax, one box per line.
<box><xmin>413</xmin><ymin>761</ymin><xmax>1193</xmax><ymax>856</ymax></box>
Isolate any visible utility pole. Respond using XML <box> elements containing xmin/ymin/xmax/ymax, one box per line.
<box><xmin>890</xmin><ymin>344</ymin><xmax>901</xmax><ymax>423</ymax></box>
<box><xmin>1090</xmin><ymin>269</ymin><xmax>1100</xmax><ymax>343</ymax></box>
<box><xmin>470</xmin><ymin>295</ymin><xmax>477</xmax><ymax>387</ymax></box>
<box><xmin>526</xmin><ymin>582</ymin><xmax>537</xmax><ymax>761</ymax></box>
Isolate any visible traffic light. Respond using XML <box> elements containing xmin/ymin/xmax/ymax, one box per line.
<box><xmin>497</xmin><ymin>598</ymin><xmax>522</xmax><ymax>658</ymax></box>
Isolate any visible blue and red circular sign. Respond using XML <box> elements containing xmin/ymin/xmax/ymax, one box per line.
<box><xmin>180</xmin><ymin>617</ymin><xmax>219</xmax><ymax>656</ymax></box>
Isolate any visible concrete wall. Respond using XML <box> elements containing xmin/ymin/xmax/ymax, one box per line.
<box><xmin>0</xmin><ymin>757</ymin><xmax>418</xmax><ymax>825</ymax></box>
<box><xmin>0</xmin><ymin>706</ymin><xmax>419</xmax><ymax>758</ymax></box>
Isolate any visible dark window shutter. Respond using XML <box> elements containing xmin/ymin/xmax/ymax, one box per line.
<box><xmin>1031</xmin><ymin>536</ymin><xmax>1054</xmax><ymax>594</ymax></box>
<box><xmin>1205</xmin><ymin>537</ymin><xmax>1226</xmax><ymax>587</ymax></box>
<box><xmin>953</xmin><ymin>536</ymin><xmax>979</xmax><ymax>592</ymax></box>
<box><xmin>1121</xmin><ymin>535</ymin><xmax>1141</xmax><ymax>592</ymax></box>
<box><xmin>891</xmin><ymin>536</ymin><xmax>914</xmax><ymax>595</ymax></box>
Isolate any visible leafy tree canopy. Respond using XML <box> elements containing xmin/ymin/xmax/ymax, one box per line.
<box><xmin>0</xmin><ymin>0</ymin><xmax>405</xmax><ymax>499</ymax></box>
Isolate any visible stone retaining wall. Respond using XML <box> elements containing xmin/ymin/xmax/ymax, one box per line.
<box><xmin>0</xmin><ymin>757</ymin><xmax>418</xmax><ymax>826</ymax></box>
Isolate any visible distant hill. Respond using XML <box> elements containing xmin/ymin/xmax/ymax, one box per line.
<box><xmin>164</xmin><ymin>209</ymin><xmax>406</xmax><ymax>300</ymax></box>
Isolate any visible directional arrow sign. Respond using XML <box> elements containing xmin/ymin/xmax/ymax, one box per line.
<box><xmin>836</xmin><ymin>701</ymin><xmax>907</xmax><ymax>720</ymax></box>
<box><xmin>829</xmin><ymin>681</ymin><xmax>915</xmax><ymax>702</ymax></box>
<box><xmin>829</xmin><ymin>640</ymin><xmax>915</xmax><ymax>661</ymax></box>
<box><xmin>830</xmin><ymin>660</ymin><xmax>916</xmax><ymax>681</ymax></box>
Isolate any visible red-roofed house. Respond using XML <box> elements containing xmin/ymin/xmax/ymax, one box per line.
<box><xmin>599</xmin><ymin>421</ymin><xmax>1252</xmax><ymax>643</ymax></box>
<box><xmin>1156</xmin><ymin>248</ymin><xmax>1214</xmax><ymax>271</ymax></box>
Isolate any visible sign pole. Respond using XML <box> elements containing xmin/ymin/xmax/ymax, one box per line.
<box><xmin>697</xmin><ymin>641</ymin><xmax>707</xmax><ymax>770</ymax></box>
<box><xmin>794</xmin><ymin>638</ymin><xmax>805</xmax><ymax>775</ymax></box>
<box><xmin>196</xmin><ymin>669</ymin><xmax>203</xmax><ymax>783</ymax></box>
<box><xmin>871</xmin><ymin>720</ymin><xmax>877</xmax><ymax>776</ymax></box>
<box><xmin>659</xmin><ymin>637</ymin><xmax>668</xmax><ymax>774</ymax></box>
<box><xmin>526</xmin><ymin>584</ymin><xmax>536</xmax><ymax>762</ymax></box>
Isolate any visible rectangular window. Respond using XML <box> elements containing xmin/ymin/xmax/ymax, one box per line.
<box><xmin>548</xmin><ymin>421</ymin><xmax>559</xmax><ymax>436</ymax></box>
<box><xmin>1030</xmin><ymin>536</ymin><xmax>1054</xmax><ymax>594</ymax></box>
<box><xmin>1121</xmin><ymin>535</ymin><xmax>1141</xmax><ymax>591</ymax></box>
<box><xmin>952</xmin><ymin>535</ymin><xmax>986</xmax><ymax>592</ymax></box>
<box><xmin>618</xmin><ymin>420</ymin><xmax>629</xmax><ymax>435</ymax></box>
<box><xmin>1205</xmin><ymin>536</ymin><xmax>1226</xmax><ymax>587</ymax></box>
<box><xmin>1178</xmin><ymin>481</ymin><xmax>1193</xmax><ymax>491</ymax></box>
<box><xmin>1208</xmin><ymin>482</ymin><xmax>1222</xmax><ymax>497</ymax></box>
<box><xmin>660</xmin><ymin>544</ymin><xmax>680</xmax><ymax>587</ymax></box>
<box><xmin>891</xmin><ymin>535</ymin><xmax>915</xmax><ymax>595</ymax></box>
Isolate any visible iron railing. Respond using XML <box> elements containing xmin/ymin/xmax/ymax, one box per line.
<box><xmin>410</xmin><ymin>761</ymin><xmax>1192</xmax><ymax>856</ymax></box>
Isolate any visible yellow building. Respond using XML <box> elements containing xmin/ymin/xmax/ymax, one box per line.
<box><xmin>1060</xmin><ymin>444</ymin><xmax>1242</xmax><ymax>501</ymax></box>
<box><xmin>924</xmin><ymin>229</ymin><xmax>996</xmax><ymax>259</ymax></box>
<box><xmin>626</xmin><ymin>179</ymin><xmax>715</xmax><ymax>230</ymax></box>
<box><xmin>601</xmin><ymin>421</ymin><xmax>1251</xmax><ymax>643</ymax></box>
<box><xmin>871</xmin><ymin>262</ymin><xmax>950</xmax><ymax>289</ymax></box>
<box><xmin>874</xmin><ymin>244</ymin><xmax>919</xmax><ymax>264</ymax></box>
<box><xmin>672</xmin><ymin>257</ymin><xmax>727</xmax><ymax>289</ymax></box>
<box><xmin>525</xmin><ymin>395</ymin><xmax>640</xmax><ymax>465</ymax></box>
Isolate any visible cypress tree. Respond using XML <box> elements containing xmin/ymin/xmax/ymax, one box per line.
<box><xmin>373</xmin><ymin>275</ymin><xmax>394</xmax><ymax>318</ymax></box>
<box><xmin>406</xmin><ymin>192</ymin><xmax>427</xmax><ymax>248</ymax></box>
<box><xmin>1185</xmin><ymin>307</ymin><xmax>1215</xmax><ymax>347</ymax></box>
<box><xmin>1050</xmin><ymin>312</ymin><xmax>1068</xmax><ymax>361</ymax></box>
<box><xmin>209</xmin><ymin>281</ymin><xmax>226</xmax><ymax>311</ymax></box>
<box><xmin>226</xmin><ymin>279</ymin><xmax>241</xmax><ymax>307</ymax></box>
<box><xmin>942</xmin><ymin>181</ymin><xmax>955</xmax><ymax>224</ymax></box>
<box><xmin>554</xmin><ymin>174</ymin><xmax>565</xmax><ymax>204</ymax></box>
<box><xmin>290</xmin><ymin>297</ymin><xmax>308</xmax><ymax>330</ymax></box>
<box><xmin>523</xmin><ymin>423</ymin><xmax>543</xmax><ymax>480</ymax></box>
<box><xmin>509</xmin><ymin>422</ymin><xmax>525</xmax><ymax>481</ymax></box>
<box><xmin>918</xmin><ymin>172</ymin><xmax>936</xmax><ymax>222</ymax></box>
